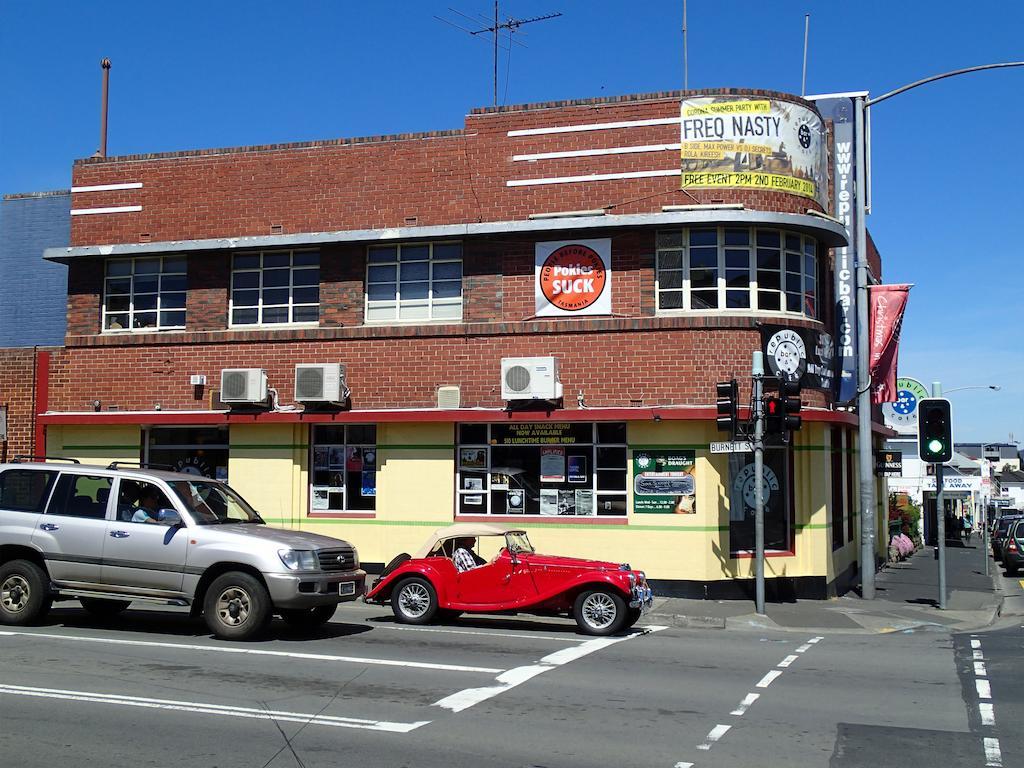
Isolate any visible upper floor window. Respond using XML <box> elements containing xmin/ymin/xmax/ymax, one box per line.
<box><xmin>103</xmin><ymin>256</ymin><xmax>187</xmax><ymax>332</ymax></box>
<box><xmin>231</xmin><ymin>250</ymin><xmax>320</xmax><ymax>327</ymax></box>
<box><xmin>366</xmin><ymin>242</ymin><xmax>462</xmax><ymax>323</ymax></box>
<box><xmin>656</xmin><ymin>227</ymin><xmax>818</xmax><ymax>319</ymax></box>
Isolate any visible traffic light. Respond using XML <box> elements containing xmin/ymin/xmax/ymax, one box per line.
<box><xmin>716</xmin><ymin>380</ymin><xmax>738</xmax><ymax>434</ymax></box>
<box><xmin>779</xmin><ymin>380</ymin><xmax>803</xmax><ymax>432</ymax></box>
<box><xmin>763</xmin><ymin>381</ymin><xmax>802</xmax><ymax>437</ymax></box>
<box><xmin>918</xmin><ymin>398</ymin><xmax>952</xmax><ymax>463</ymax></box>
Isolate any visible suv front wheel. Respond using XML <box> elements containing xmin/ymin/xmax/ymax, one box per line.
<box><xmin>0</xmin><ymin>559</ymin><xmax>52</xmax><ymax>626</ymax></box>
<box><xmin>203</xmin><ymin>572</ymin><xmax>272</xmax><ymax>640</ymax></box>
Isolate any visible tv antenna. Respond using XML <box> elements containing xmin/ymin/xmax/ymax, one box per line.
<box><xmin>436</xmin><ymin>2</ymin><xmax>562</xmax><ymax>106</ymax></box>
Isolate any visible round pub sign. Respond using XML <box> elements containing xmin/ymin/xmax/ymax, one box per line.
<box><xmin>534</xmin><ymin>239</ymin><xmax>611</xmax><ymax>316</ymax></box>
<box><xmin>882</xmin><ymin>377</ymin><xmax>929</xmax><ymax>433</ymax></box>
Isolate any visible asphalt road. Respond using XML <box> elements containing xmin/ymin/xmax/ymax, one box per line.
<box><xmin>0</xmin><ymin>599</ymin><xmax>1012</xmax><ymax>768</ymax></box>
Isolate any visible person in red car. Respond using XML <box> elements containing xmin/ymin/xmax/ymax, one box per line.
<box><xmin>451</xmin><ymin>537</ymin><xmax>485</xmax><ymax>572</ymax></box>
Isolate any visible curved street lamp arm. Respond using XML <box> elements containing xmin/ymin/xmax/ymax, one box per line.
<box><xmin>867</xmin><ymin>62</ymin><xmax>1024</xmax><ymax>107</ymax></box>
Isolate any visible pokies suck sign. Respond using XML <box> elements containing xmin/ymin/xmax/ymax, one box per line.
<box><xmin>535</xmin><ymin>239</ymin><xmax>612</xmax><ymax>317</ymax></box>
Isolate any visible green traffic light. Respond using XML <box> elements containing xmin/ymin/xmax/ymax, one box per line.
<box><xmin>927</xmin><ymin>439</ymin><xmax>944</xmax><ymax>454</ymax></box>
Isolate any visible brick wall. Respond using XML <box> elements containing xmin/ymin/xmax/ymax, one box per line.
<box><xmin>69</xmin><ymin>90</ymin><xmax>825</xmax><ymax>248</ymax></box>
<box><xmin>0</xmin><ymin>192</ymin><xmax>70</xmax><ymax>346</ymax></box>
<box><xmin>45</xmin><ymin>317</ymin><xmax>829</xmax><ymax>415</ymax></box>
<box><xmin>0</xmin><ymin>348</ymin><xmax>40</xmax><ymax>458</ymax></box>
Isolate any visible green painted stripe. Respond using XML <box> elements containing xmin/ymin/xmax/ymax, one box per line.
<box><xmin>61</xmin><ymin>444</ymin><xmax>140</xmax><ymax>452</ymax></box>
<box><xmin>794</xmin><ymin>445</ymin><xmax>830</xmax><ymax>452</ymax></box>
<box><xmin>795</xmin><ymin>522</ymin><xmax>832</xmax><ymax>530</ymax></box>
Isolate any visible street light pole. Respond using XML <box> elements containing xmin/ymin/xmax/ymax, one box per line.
<box><xmin>853</xmin><ymin>61</ymin><xmax>1023</xmax><ymax>600</ymax></box>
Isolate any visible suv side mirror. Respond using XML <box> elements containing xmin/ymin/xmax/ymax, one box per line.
<box><xmin>157</xmin><ymin>508</ymin><xmax>182</xmax><ymax>526</ymax></box>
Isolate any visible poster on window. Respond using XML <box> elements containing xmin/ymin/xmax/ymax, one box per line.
<box><xmin>535</xmin><ymin>239</ymin><xmax>612</xmax><ymax>317</ymax></box>
<box><xmin>575</xmin><ymin>489</ymin><xmax>595</xmax><ymax>516</ymax></box>
<box><xmin>540</xmin><ymin>447</ymin><xmax>566</xmax><ymax>482</ymax></box>
<box><xmin>633</xmin><ymin>449</ymin><xmax>697</xmax><ymax>514</ymax></box>
<box><xmin>507</xmin><ymin>488</ymin><xmax>526</xmax><ymax>513</ymax></box>
<box><xmin>312</xmin><ymin>487</ymin><xmax>330</xmax><ymax>511</ymax></box>
<box><xmin>568</xmin><ymin>455</ymin><xmax>587</xmax><ymax>483</ymax></box>
<box><xmin>679</xmin><ymin>96</ymin><xmax>827</xmax><ymax>208</ymax></box>
<box><xmin>361</xmin><ymin>471</ymin><xmax>376</xmax><ymax>497</ymax></box>
<box><xmin>540</xmin><ymin>488</ymin><xmax>558</xmax><ymax>516</ymax></box>
<box><xmin>313</xmin><ymin>447</ymin><xmax>329</xmax><ymax>470</ymax></box>
<box><xmin>460</xmin><ymin>448</ymin><xmax>487</xmax><ymax>469</ymax></box>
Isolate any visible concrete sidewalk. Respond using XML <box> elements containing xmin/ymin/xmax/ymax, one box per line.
<box><xmin>647</xmin><ymin>541</ymin><xmax>1004</xmax><ymax>634</ymax></box>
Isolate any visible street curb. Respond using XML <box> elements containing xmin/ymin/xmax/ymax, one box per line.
<box><xmin>645</xmin><ymin>612</ymin><xmax>726</xmax><ymax>629</ymax></box>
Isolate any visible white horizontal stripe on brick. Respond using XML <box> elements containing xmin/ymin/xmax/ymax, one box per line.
<box><xmin>508</xmin><ymin>117</ymin><xmax>681</xmax><ymax>137</ymax></box>
<box><xmin>507</xmin><ymin>168</ymin><xmax>680</xmax><ymax>187</ymax></box>
<box><xmin>513</xmin><ymin>143</ymin><xmax>681</xmax><ymax>162</ymax></box>
<box><xmin>71</xmin><ymin>182</ymin><xmax>143</xmax><ymax>193</ymax></box>
<box><xmin>70</xmin><ymin>205</ymin><xmax>143</xmax><ymax>216</ymax></box>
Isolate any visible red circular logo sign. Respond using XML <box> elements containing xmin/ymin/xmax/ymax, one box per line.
<box><xmin>538</xmin><ymin>244</ymin><xmax>607</xmax><ymax>312</ymax></box>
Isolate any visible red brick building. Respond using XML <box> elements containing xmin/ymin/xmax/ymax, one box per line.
<box><xmin>7</xmin><ymin>88</ymin><xmax>888</xmax><ymax>597</ymax></box>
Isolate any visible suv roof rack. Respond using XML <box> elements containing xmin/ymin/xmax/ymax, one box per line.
<box><xmin>11</xmin><ymin>455</ymin><xmax>81</xmax><ymax>464</ymax></box>
<box><xmin>106</xmin><ymin>461</ymin><xmax>175</xmax><ymax>471</ymax></box>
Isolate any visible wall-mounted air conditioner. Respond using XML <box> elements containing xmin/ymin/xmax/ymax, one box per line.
<box><xmin>220</xmin><ymin>368</ymin><xmax>268</xmax><ymax>404</ymax></box>
<box><xmin>500</xmin><ymin>357</ymin><xmax>562</xmax><ymax>401</ymax></box>
<box><xmin>295</xmin><ymin>363</ymin><xmax>350</xmax><ymax>403</ymax></box>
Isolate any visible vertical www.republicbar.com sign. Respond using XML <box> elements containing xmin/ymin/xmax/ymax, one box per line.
<box><xmin>811</xmin><ymin>95</ymin><xmax>860</xmax><ymax>404</ymax></box>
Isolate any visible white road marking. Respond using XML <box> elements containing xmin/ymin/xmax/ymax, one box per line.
<box><xmin>807</xmin><ymin>636</ymin><xmax>824</xmax><ymax>644</ymax></box>
<box><xmin>0</xmin><ymin>684</ymin><xmax>428</xmax><ymax>733</ymax></box>
<box><xmin>971</xmin><ymin>639</ymin><xmax>982</xmax><ymax>649</ymax></box>
<box><xmin>980</xmin><ymin>703</ymin><xmax>995</xmax><ymax>726</ymax></box>
<box><xmin>778</xmin><ymin>654</ymin><xmax>799</xmax><ymax>668</ymax></box>
<box><xmin>984</xmin><ymin>737</ymin><xmax>1002</xmax><ymax>766</ymax></box>
<box><xmin>730</xmin><ymin>693</ymin><xmax>759</xmax><ymax>716</ymax></box>
<box><xmin>755</xmin><ymin>670</ymin><xmax>783</xmax><ymax>689</ymax></box>
<box><xmin>433</xmin><ymin>626</ymin><xmax>666</xmax><ymax>714</ymax></box>
<box><xmin>0</xmin><ymin>629</ymin><xmax>500</xmax><ymax>674</ymax></box>
<box><xmin>974</xmin><ymin>661</ymin><xmax>988</xmax><ymax>677</ymax></box>
<box><xmin>973</xmin><ymin>649</ymin><xmax>985</xmax><ymax>660</ymax></box>
<box><xmin>977</xmin><ymin>679</ymin><xmax>992</xmax><ymax>699</ymax></box>
<box><xmin>673</xmin><ymin>763</ymin><xmax>694</xmax><ymax>768</ymax></box>
<box><xmin>369</xmin><ymin>624</ymin><xmax>587</xmax><ymax>642</ymax></box>
<box><xmin>795</xmin><ymin>643</ymin><xmax>812</xmax><ymax>653</ymax></box>
<box><xmin>696</xmin><ymin>724</ymin><xmax>731</xmax><ymax>750</ymax></box>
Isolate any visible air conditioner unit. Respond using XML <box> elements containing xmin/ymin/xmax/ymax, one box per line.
<box><xmin>501</xmin><ymin>357</ymin><xmax>563</xmax><ymax>401</ymax></box>
<box><xmin>220</xmin><ymin>368</ymin><xmax>268</xmax><ymax>404</ymax></box>
<box><xmin>295</xmin><ymin>363</ymin><xmax>350</xmax><ymax>403</ymax></box>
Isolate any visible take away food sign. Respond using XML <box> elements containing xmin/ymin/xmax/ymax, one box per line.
<box><xmin>535</xmin><ymin>239</ymin><xmax>611</xmax><ymax>317</ymax></box>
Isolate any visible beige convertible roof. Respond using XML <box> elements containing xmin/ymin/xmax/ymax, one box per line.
<box><xmin>413</xmin><ymin>523</ymin><xmax>524</xmax><ymax>558</ymax></box>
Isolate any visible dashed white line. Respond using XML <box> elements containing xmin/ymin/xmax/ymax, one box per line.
<box><xmin>369</xmin><ymin>624</ymin><xmax>587</xmax><ymax>642</ymax></box>
<box><xmin>971</xmin><ymin>639</ymin><xmax>982</xmax><ymax>649</ymax></box>
<box><xmin>778</xmin><ymin>654</ymin><xmax>799</xmax><ymax>668</ymax></box>
<box><xmin>673</xmin><ymin>763</ymin><xmax>694</xmax><ymax>768</ymax></box>
<box><xmin>0</xmin><ymin>684</ymin><xmax>428</xmax><ymax>732</ymax></box>
<box><xmin>979</xmin><ymin>703</ymin><xmax>995</xmax><ymax>726</ymax></box>
<box><xmin>974</xmin><ymin>661</ymin><xmax>988</xmax><ymax>677</ymax></box>
<box><xmin>0</xmin><ymin>629</ymin><xmax>500</xmax><ymax>674</ymax></box>
<box><xmin>973</xmin><ymin>649</ymin><xmax>985</xmax><ymax>660</ymax></box>
<box><xmin>696</xmin><ymin>724</ymin><xmax>731</xmax><ymax>750</ymax></box>
<box><xmin>730</xmin><ymin>693</ymin><xmax>759</xmax><ymax>716</ymax></box>
<box><xmin>795</xmin><ymin>643</ymin><xmax>812</xmax><ymax>653</ymax></box>
<box><xmin>756</xmin><ymin>670</ymin><xmax>783</xmax><ymax>688</ymax></box>
<box><xmin>976</xmin><ymin>679</ymin><xmax>992</xmax><ymax>699</ymax></box>
<box><xmin>433</xmin><ymin>626</ymin><xmax>666</xmax><ymax>713</ymax></box>
<box><xmin>807</xmin><ymin>636</ymin><xmax>824</xmax><ymax>644</ymax></box>
<box><xmin>984</xmin><ymin>736</ymin><xmax>1002</xmax><ymax>766</ymax></box>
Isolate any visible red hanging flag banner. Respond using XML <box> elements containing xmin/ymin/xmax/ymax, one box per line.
<box><xmin>868</xmin><ymin>284</ymin><xmax>911</xmax><ymax>404</ymax></box>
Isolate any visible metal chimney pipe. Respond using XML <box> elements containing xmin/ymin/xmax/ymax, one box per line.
<box><xmin>99</xmin><ymin>58</ymin><xmax>111</xmax><ymax>158</ymax></box>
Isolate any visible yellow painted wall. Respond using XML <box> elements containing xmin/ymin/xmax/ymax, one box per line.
<box><xmin>47</xmin><ymin>425</ymin><xmax>141</xmax><ymax>467</ymax></box>
<box><xmin>228</xmin><ymin>424</ymin><xmax>306</xmax><ymax>525</ymax></box>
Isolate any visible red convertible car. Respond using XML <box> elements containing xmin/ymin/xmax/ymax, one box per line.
<box><xmin>364</xmin><ymin>524</ymin><xmax>653</xmax><ymax>635</ymax></box>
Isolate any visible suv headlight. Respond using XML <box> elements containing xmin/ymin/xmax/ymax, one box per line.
<box><xmin>278</xmin><ymin>549</ymin><xmax>318</xmax><ymax>571</ymax></box>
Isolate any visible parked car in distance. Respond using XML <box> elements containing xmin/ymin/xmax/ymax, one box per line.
<box><xmin>0</xmin><ymin>458</ymin><xmax>365</xmax><ymax>640</ymax></box>
<box><xmin>364</xmin><ymin>523</ymin><xmax>653</xmax><ymax>635</ymax></box>
<box><xmin>991</xmin><ymin>514</ymin><xmax>1024</xmax><ymax>562</ymax></box>
<box><xmin>1001</xmin><ymin>519</ymin><xmax>1024</xmax><ymax>575</ymax></box>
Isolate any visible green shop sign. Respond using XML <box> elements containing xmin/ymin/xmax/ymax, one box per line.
<box><xmin>633</xmin><ymin>449</ymin><xmax>697</xmax><ymax>514</ymax></box>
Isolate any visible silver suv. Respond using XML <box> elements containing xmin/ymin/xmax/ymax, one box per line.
<box><xmin>0</xmin><ymin>458</ymin><xmax>365</xmax><ymax>640</ymax></box>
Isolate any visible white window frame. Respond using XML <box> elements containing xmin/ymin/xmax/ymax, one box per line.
<box><xmin>229</xmin><ymin>249</ymin><xmax>320</xmax><ymax>328</ymax></box>
<box><xmin>655</xmin><ymin>227</ymin><xmax>818</xmax><ymax>319</ymax></box>
<box><xmin>365</xmin><ymin>241</ymin><xmax>463</xmax><ymax>324</ymax></box>
<box><xmin>102</xmin><ymin>255</ymin><xmax>187</xmax><ymax>333</ymax></box>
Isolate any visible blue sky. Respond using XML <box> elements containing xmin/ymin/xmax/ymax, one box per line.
<box><xmin>1</xmin><ymin>1</ymin><xmax>1021</xmax><ymax>443</ymax></box>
